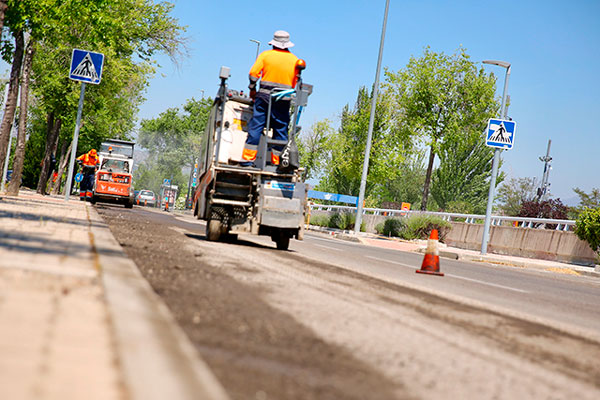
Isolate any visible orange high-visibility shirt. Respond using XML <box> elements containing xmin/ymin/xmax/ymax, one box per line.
<box><xmin>77</xmin><ymin>152</ymin><xmax>98</xmax><ymax>167</ymax></box>
<box><xmin>249</xmin><ymin>49</ymin><xmax>299</xmax><ymax>90</ymax></box>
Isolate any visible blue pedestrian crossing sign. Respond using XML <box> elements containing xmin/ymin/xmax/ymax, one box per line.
<box><xmin>69</xmin><ymin>49</ymin><xmax>104</xmax><ymax>84</ymax></box>
<box><xmin>486</xmin><ymin>118</ymin><xmax>516</xmax><ymax>150</ymax></box>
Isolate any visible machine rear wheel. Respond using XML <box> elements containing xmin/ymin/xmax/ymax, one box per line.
<box><xmin>275</xmin><ymin>234</ymin><xmax>290</xmax><ymax>251</ymax></box>
<box><xmin>207</xmin><ymin>219</ymin><xmax>222</xmax><ymax>241</ymax></box>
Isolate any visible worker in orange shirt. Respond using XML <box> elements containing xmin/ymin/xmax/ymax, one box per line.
<box><xmin>241</xmin><ymin>30</ymin><xmax>301</xmax><ymax>167</ymax></box>
<box><xmin>76</xmin><ymin>149</ymin><xmax>99</xmax><ymax>201</ymax></box>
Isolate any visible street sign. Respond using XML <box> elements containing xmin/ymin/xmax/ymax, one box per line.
<box><xmin>486</xmin><ymin>118</ymin><xmax>516</xmax><ymax>150</ymax></box>
<box><xmin>75</xmin><ymin>173</ymin><xmax>83</xmax><ymax>183</ymax></box>
<box><xmin>69</xmin><ymin>49</ymin><xmax>104</xmax><ymax>84</ymax></box>
<box><xmin>163</xmin><ymin>178</ymin><xmax>171</xmax><ymax>186</ymax></box>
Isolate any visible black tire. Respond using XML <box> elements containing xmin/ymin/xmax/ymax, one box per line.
<box><xmin>207</xmin><ymin>219</ymin><xmax>222</xmax><ymax>241</ymax></box>
<box><xmin>90</xmin><ymin>196</ymin><xmax>97</xmax><ymax>205</ymax></box>
<box><xmin>125</xmin><ymin>199</ymin><xmax>133</xmax><ymax>209</ymax></box>
<box><xmin>275</xmin><ymin>234</ymin><xmax>290</xmax><ymax>251</ymax></box>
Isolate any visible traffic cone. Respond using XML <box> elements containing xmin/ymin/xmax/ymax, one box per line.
<box><xmin>416</xmin><ymin>229</ymin><xmax>444</xmax><ymax>276</ymax></box>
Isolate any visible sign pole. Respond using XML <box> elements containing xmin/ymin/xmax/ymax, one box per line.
<box><xmin>481</xmin><ymin>64</ymin><xmax>511</xmax><ymax>254</ymax></box>
<box><xmin>64</xmin><ymin>82</ymin><xmax>86</xmax><ymax>202</ymax></box>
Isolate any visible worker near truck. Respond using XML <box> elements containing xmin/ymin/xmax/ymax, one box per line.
<box><xmin>76</xmin><ymin>149</ymin><xmax>99</xmax><ymax>201</ymax></box>
<box><xmin>241</xmin><ymin>30</ymin><xmax>300</xmax><ymax>167</ymax></box>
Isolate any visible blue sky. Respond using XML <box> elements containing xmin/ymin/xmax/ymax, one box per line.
<box><xmin>65</xmin><ymin>1</ymin><xmax>600</xmax><ymax>202</ymax></box>
<box><xmin>140</xmin><ymin>0</ymin><xmax>599</xmax><ymax>202</ymax></box>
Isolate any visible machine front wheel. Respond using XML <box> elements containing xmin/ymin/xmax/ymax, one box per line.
<box><xmin>207</xmin><ymin>219</ymin><xmax>222</xmax><ymax>241</ymax></box>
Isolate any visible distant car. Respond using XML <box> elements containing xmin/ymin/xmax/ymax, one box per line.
<box><xmin>137</xmin><ymin>190</ymin><xmax>156</xmax><ymax>207</ymax></box>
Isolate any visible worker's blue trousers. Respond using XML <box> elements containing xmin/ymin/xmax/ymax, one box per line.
<box><xmin>245</xmin><ymin>95</ymin><xmax>291</xmax><ymax>150</ymax></box>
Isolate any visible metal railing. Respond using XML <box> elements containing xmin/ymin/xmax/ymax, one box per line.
<box><xmin>309</xmin><ymin>203</ymin><xmax>576</xmax><ymax>231</ymax></box>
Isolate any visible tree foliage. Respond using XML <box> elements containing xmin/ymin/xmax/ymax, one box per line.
<box><xmin>384</xmin><ymin>47</ymin><xmax>499</xmax><ymax>210</ymax></box>
<box><xmin>0</xmin><ymin>0</ymin><xmax>187</xmax><ymax>193</ymax></box>
<box><xmin>570</xmin><ymin>187</ymin><xmax>600</xmax><ymax>219</ymax></box>
<box><xmin>497</xmin><ymin>177</ymin><xmax>538</xmax><ymax>216</ymax></box>
<box><xmin>316</xmin><ymin>86</ymin><xmax>411</xmax><ymax>206</ymax></box>
<box><xmin>135</xmin><ymin>97</ymin><xmax>212</xmax><ymax>194</ymax></box>
<box><xmin>297</xmin><ymin>119</ymin><xmax>334</xmax><ymax>181</ymax></box>
<box><xmin>519</xmin><ymin>198</ymin><xmax>569</xmax><ymax>229</ymax></box>
<box><xmin>574</xmin><ymin>207</ymin><xmax>600</xmax><ymax>254</ymax></box>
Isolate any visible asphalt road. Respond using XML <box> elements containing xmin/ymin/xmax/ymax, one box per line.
<box><xmin>98</xmin><ymin>205</ymin><xmax>600</xmax><ymax>399</ymax></box>
<box><xmin>287</xmin><ymin>232</ymin><xmax>600</xmax><ymax>335</ymax></box>
<box><xmin>151</xmin><ymin>207</ymin><xmax>600</xmax><ymax>335</ymax></box>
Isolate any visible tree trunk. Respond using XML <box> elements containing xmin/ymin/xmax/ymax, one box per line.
<box><xmin>0</xmin><ymin>1</ymin><xmax>8</xmax><ymax>34</ymax></box>
<box><xmin>49</xmin><ymin>140</ymin><xmax>67</xmax><ymax>194</ymax></box>
<box><xmin>7</xmin><ymin>39</ymin><xmax>35</xmax><ymax>196</ymax></box>
<box><xmin>0</xmin><ymin>30</ymin><xmax>24</xmax><ymax>180</ymax></box>
<box><xmin>37</xmin><ymin>112</ymin><xmax>62</xmax><ymax>194</ymax></box>
<box><xmin>421</xmin><ymin>142</ymin><xmax>436</xmax><ymax>211</ymax></box>
<box><xmin>53</xmin><ymin>141</ymin><xmax>72</xmax><ymax>195</ymax></box>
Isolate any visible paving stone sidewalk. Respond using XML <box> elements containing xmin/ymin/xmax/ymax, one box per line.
<box><xmin>0</xmin><ymin>190</ymin><xmax>228</xmax><ymax>400</ymax></box>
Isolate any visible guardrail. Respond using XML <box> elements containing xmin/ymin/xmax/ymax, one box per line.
<box><xmin>309</xmin><ymin>203</ymin><xmax>576</xmax><ymax>231</ymax></box>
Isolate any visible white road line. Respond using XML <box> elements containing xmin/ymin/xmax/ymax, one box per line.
<box><xmin>365</xmin><ymin>256</ymin><xmax>529</xmax><ymax>293</ymax></box>
<box><xmin>306</xmin><ymin>235</ymin><xmax>344</xmax><ymax>243</ymax></box>
<box><xmin>312</xmin><ymin>243</ymin><xmax>343</xmax><ymax>251</ymax></box>
<box><xmin>446</xmin><ymin>274</ymin><xmax>529</xmax><ymax>293</ymax></box>
<box><xmin>366</xmin><ymin>256</ymin><xmax>415</xmax><ymax>270</ymax></box>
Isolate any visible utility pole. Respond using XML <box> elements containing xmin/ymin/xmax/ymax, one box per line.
<box><xmin>355</xmin><ymin>0</ymin><xmax>390</xmax><ymax>235</ymax></box>
<box><xmin>537</xmin><ymin>139</ymin><xmax>552</xmax><ymax>202</ymax></box>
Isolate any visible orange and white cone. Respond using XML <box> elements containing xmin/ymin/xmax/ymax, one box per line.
<box><xmin>416</xmin><ymin>229</ymin><xmax>444</xmax><ymax>276</ymax></box>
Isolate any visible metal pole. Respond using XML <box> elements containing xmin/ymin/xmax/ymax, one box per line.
<box><xmin>538</xmin><ymin>139</ymin><xmax>552</xmax><ymax>202</ymax></box>
<box><xmin>250</xmin><ymin>39</ymin><xmax>260</xmax><ymax>59</ymax></box>
<box><xmin>355</xmin><ymin>0</ymin><xmax>390</xmax><ymax>234</ymax></box>
<box><xmin>481</xmin><ymin>64</ymin><xmax>511</xmax><ymax>254</ymax></box>
<box><xmin>64</xmin><ymin>82</ymin><xmax>86</xmax><ymax>202</ymax></box>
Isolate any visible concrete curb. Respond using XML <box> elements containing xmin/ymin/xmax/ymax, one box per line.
<box><xmin>87</xmin><ymin>205</ymin><xmax>230</xmax><ymax>400</ymax></box>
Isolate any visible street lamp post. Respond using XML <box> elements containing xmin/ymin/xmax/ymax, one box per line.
<box><xmin>354</xmin><ymin>0</ymin><xmax>390</xmax><ymax>235</ymax></box>
<box><xmin>481</xmin><ymin>60</ymin><xmax>511</xmax><ymax>255</ymax></box>
<box><xmin>249</xmin><ymin>39</ymin><xmax>260</xmax><ymax>60</ymax></box>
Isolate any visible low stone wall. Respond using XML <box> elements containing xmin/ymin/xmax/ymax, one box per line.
<box><xmin>309</xmin><ymin>210</ymin><xmax>597</xmax><ymax>265</ymax></box>
<box><xmin>446</xmin><ymin>223</ymin><xmax>597</xmax><ymax>266</ymax></box>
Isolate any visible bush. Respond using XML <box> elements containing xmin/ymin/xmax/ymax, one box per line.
<box><xmin>375</xmin><ymin>222</ymin><xmax>385</xmax><ymax>234</ymax></box>
<box><xmin>175</xmin><ymin>195</ymin><xmax>187</xmax><ymax>210</ymax></box>
<box><xmin>308</xmin><ymin>214</ymin><xmax>328</xmax><ymax>227</ymax></box>
<box><xmin>519</xmin><ymin>199</ymin><xmax>569</xmax><ymax>229</ymax></box>
<box><xmin>328</xmin><ymin>212</ymin><xmax>355</xmax><ymax>230</ymax></box>
<box><xmin>309</xmin><ymin>212</ymin><xmax>365</xmax><ymax>232</ymax></box>
<box><xmin>401</xmin><ymin>214</ymin><xmax>452</xmax><ymax>242</ymax></box>
<box><xmin>382</xmin><ymin>218</ymin><xmax>406</xmax><ymax>237</ymax></box>
<box><xmin>574</xmin><ymin>207</ymin><xmax>600</xmax><ymax>254</ymax></box>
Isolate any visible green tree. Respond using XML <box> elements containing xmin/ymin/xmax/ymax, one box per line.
<box><xmin>316</xmin><ymin>86</ymin><xmax>411</xmax><ymax>203</ymax></box>
<box><xmin>384</xmin><ymin>47</ymin><xmax>499</xmax><ymax>210</ymax></box>
<box><xmin>430</xmin><ymin>133</ymin><xmax>499</xmax><ymax>213</ymax></box>
<box><xmin>570</xmin><ymin>187</ymin><xmax>600</xmax><ymax>219</ymax></box>
<box><xmin>135</xmin><ymin>97</ymin><xmax>212</xmax><ymax>194</ymax></box>
<box><xmin>497</xmin><ymin>177</ymin><xmax>538</xmax><ymax>216</ymax></box>
<box><xmin>380</xmin><ymin>152</ymin><xmax>426</xmax><ymax>208</ymax></box>
<box><xmin>297</xmin><ymin>119</ymin><xmax>334</xmax><ymax>180</ymax></box>
<box><xmin>0</xmin><ymin>0</ymin><xmax>186</xmax><ymax>194</ymax></box>
<box><xmin>574</xmin><ymin>207</ymin><xmax>600</xmax><ymax>255</ymax></box>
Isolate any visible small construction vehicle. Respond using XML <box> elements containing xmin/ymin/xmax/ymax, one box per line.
<box><xmin>91</xmin><ymin>139</ymin><xmax>135</xmax><ymax>208</ymax></box>
<box><xmin>193</xmin><ymin>65</ymin><xmax>312</xmax><ymax>250</ymax></box>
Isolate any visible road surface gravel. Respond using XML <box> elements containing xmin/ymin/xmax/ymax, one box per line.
<box><xmin>97</xmin><ymin>206</ymin><xmax>600</xmax><ymax>400</ymax></box>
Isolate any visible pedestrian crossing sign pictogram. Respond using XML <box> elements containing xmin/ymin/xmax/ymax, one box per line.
<box><xmin>69</xmin><ymin>49</ymin><xmax>104</xmax><ymax>84</ymax></box>
<box><xmin>485</xmin><ymin>118</ymin><xmax>516</xmax><ymax>150</ymax></box>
